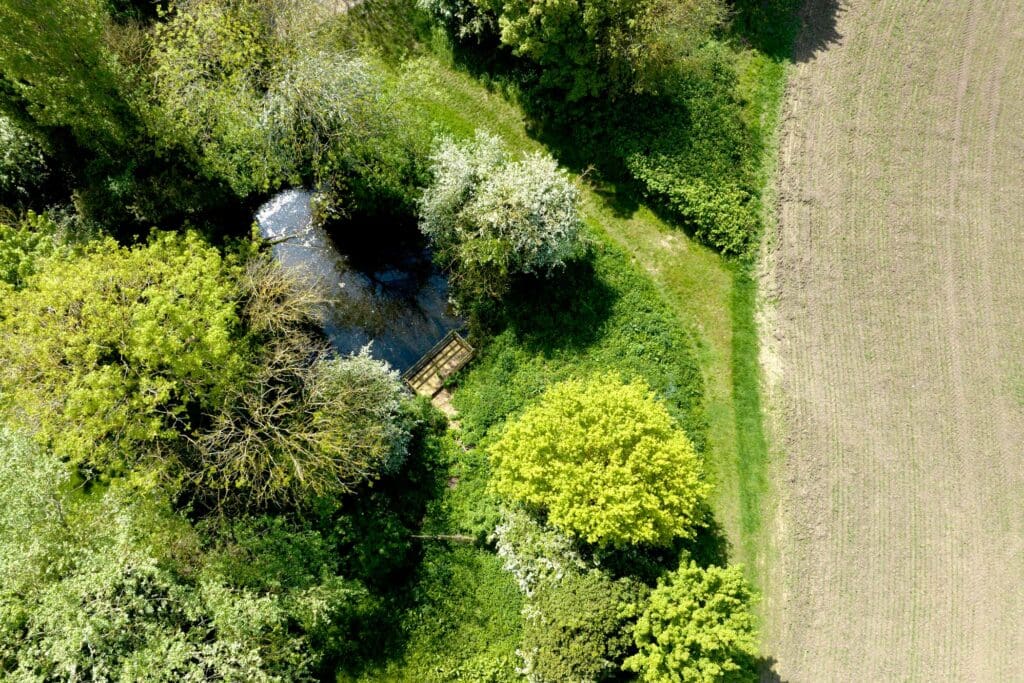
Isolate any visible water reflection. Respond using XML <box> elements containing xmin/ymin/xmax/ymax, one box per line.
<box><xmin>255</xmin><ymin>189</ymin><xmax>462</xmax><ymax>372</ymax></box>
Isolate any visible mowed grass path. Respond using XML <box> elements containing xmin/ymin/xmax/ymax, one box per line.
<box><xmin>399</xmin><ymin>54</ymin><xmax>776</xmax><ymax>576</ymax></box>
<box><xmin>767</xmin><ymin>0</ymin><xmax>1024</xmax><ymax>678</ymax></box>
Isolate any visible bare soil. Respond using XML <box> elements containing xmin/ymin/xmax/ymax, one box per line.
<box><xmin>763</xmin><ymin>0</ymin><xmax>1024</xmax><ymax>679</ymax></box>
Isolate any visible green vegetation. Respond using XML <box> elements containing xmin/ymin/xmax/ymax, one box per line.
<box><xmin>0</xmin><ymin>232</ymin><xmax>248</xmax><ymax>474</ymax></box>
<box><xmin>490</xmin><ymin>374</ymin><xmax>709</xmax><ymax>547</ymax></box>
<box><xmin>420</xmin><ymin>131</ymin><xmax>586</xmax><ymax>306</ymax></box>
<box><xmin>627</xmin><ymin>563</ymin><xmax>759</xmax><ymax>682</ymax></box>
<box><xmin>0</xmin><ymin>0</ymin><xmax>798</xmax><ymax>678</ymax></box>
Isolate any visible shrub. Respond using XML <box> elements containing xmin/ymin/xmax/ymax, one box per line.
<box><xmin>419</xmin><ymin>131</ymin><xmax>585</xmax><ymax>305</ymax></box>
<box><xmin>625</xmin><ymin>562</ymin><xmax>759</xmax><ymax>683</ymax></box>
<box><xmin>0</xmin><ymin>232</ymin><xmax>248</xmax><ymax>475</ymax></box>
<box><xmin>150</xmin><ymin>1</ymin><xmax>423</xmax><ymax>211</ymax></box>
<box><xmin>265</xmin><ymin>50</ymin><xmax>426</xmax><ymax>217</ymax></box>
<box><xmin>614</xmin><ymin>46</ymin><xmax>760</xmax><ymax>255</ymax></box>
<box><xmin>488</xmin><ymin>373</ymin><xmax>709</xmax><ymax>547</ymax></box>
<box><xmin>418</xmin><ymin>0</ymin><xmax>497</xmax><ymax>41</ymax></box>
<box><xmin>0</xmin><ymin>212</ymin><xmax>61</xmax><ymax>289</ymax></box>
<box><xmin>520</xmin><ymin>569</ymin><xmax>644</xmax><ymax>683</ymax></box>
<box><xmin>493</xmin><ymin>507</ymin><xmax>588</xmax><ymax>594</ymax></box>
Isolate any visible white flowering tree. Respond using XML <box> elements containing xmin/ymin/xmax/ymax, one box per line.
<box><xmin>419</xmin><ymin>132</ymin><xmax>586</xmax><ymax>304</ymax></box>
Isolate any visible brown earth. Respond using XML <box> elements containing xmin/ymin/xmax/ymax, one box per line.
<box><xmin>762</xmin><ymin>0</ymin><xmax>1024</xmax><ymax>680</ymax></box>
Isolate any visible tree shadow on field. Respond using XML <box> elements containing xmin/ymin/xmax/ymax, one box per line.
<box><xmin>759</xmin><ymin>656</ymin><xmax>788</xmax><ymax>682</ymax></box>
<box><xmin>792</xmin><ymin>0</ymin><xmax>845</xmax><ymax>63</ymax></box>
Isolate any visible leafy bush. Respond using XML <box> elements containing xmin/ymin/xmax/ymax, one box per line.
<box><xmin>0</xmin><ymin>232</ymin><xmax>248</xmax><ymax>474</ymax></box>
<box><xmin>0</xmin><ymin>431</ymin><xmax>375</xmax><ymax>680</ymax></box>
<box><xmin>267</xmin><ymin>50</ymin><xmax>428</xmax><ymax>218</ymax></box>
<box><xmin>0</xmin><ymin>0</ymin><xmax>137</xmax><ymax>158</ymax></box>
<box><xmin>0</xmin><ymin>212</ymin><xmax>61</xmax><ymax>289</ymax></box>
<box><xmin>493</xmin><ymin>508</ymin><xmax>645</xmax><ymax>681</ymax></box>
<box><xmin>520</xmin><ymin>569</ymin><xmax>643</xmax><ymax>683</ymax></box>
<box><xmin>614</xmin><ymin>45</ymin><xmax>760</xmax><ymax>255</ymax></box>
<box><xmin>626</xmin><ymin>562</ymin><xmax>759</xmax><ymax>683</ymax></box>
<box><xmin>419</xmin><ymin>131</ymin><xmax>585</xmax><ymax>305</ymax></box>
<box><xmin>150</xmin><ymin>0</ymin><xmax>424</xmax><ymax>212</ymax></box>
<box><xmin>488</xmin><ymin>373</ymin><xmax>709</xmax><ymax>547</ymax></box>
<box><xmin>428</xmin><ymin>0</ymin><xmax>726</xmax><ymax>99</ymax></box>
<box><xmin>493</xmin><ymin>507</ymin><xmax>587</xmax><ymax>594</ymax></box>
<box><xmin>418</xmin><ymin>0</ymin><xmax>497</xmax><ymax>41</ymax></box>
<box><xmin>149</xmin><ymin>0</ymin><xmax>282</xmax><ymax>196</ymax></box>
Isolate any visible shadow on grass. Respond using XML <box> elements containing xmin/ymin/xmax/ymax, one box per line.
<box><xmin>483</xmin><ymin>256</ymin><xmax>619</xmax><ymax>356</ymax></box>
<box><xmin>730</xmin><ymin>0</ymin><xmax>842</xmax><ymax>63</ymax></box>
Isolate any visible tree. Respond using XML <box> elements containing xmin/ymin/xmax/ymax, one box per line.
<box><xmin>488</xmin><ymin>373</ymin><xmax>709</xmax><ymax>547</ymax></box>
<box><xmin>0</xmin><ymin>115</ymin><xmax>47</xmax><ymax>202</ymax></box>
<box><xmin>0</xmin><ymin>0</ymin><xmax>137</xmax><ymax>157</ymax></box>
<box><xmin>625</xmin><ymin>562</ymin><xmax>759</xmax><ymax>683</ymax></box>
<box><xmin>0</xmin><ymin>231</ymin><xmax>248</xmax><ymax>476</ymax></box>
<box><xmin>520</xmin><ymin>569</ymin><xmax>643</xmax><ymax>682</ymax></box>
<box><xmin>150</xmin><ymin>1</ymin><xmax>417</xmax><ymax>211</ymax></box>
<box><xmin>0</xmin><ymin>430</ymin><xmax>374</xmax><ymax>680</ymax></box>
<box><xmin>194</xmin><ymin>343</ymin><xmax>410</xmax><ymax>510</ymax></box>
<box><xmin>149</xmin><ymin>0</ymin><xmax>281</xmax><ymax>196</ymax></box>
<box><xmin>419</xmin><ymin>132</ymin><xmax>585</xmax><ymax>304</ymax></box>
<box><xmin>437</xmin><ymin>0</ymin><xmax>728</xmax><ymax>99</ymax></box>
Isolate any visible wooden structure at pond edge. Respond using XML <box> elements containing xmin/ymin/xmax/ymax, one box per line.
<box><xmin>402</xmin><ymin>330</ymin><xmax>474</xmax><ymax>399</ymax></box>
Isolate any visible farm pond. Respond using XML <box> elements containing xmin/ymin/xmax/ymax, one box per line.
<box><xmin>255</xmin><ymin>189</ymin><xmax>462</xmax><ymax>373</ymax></box>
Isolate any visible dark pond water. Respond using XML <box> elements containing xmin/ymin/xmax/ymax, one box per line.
<box><xmin>255</xmin><ymin>189</ymin><xmax>462</xmax><ymax>372</ymax></box>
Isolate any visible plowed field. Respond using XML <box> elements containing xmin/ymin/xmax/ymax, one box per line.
<box><xmin>764</xmin><ymin>1</ymin><xmax>1024</xmax><ymax>679</ymax></box>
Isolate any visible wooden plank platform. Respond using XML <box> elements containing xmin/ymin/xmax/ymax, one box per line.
<box><xmin>402</xmin><ymin>330</ymin><xmax>474</xmax><ymax>398</ymax></box>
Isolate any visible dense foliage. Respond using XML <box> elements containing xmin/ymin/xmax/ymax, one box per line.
<box><xmin>420</xmin><ymin>131</ymin><xmax>585</xmax><ymax>304</ymax></box>
<box><xmin>0</xmin><ymin>232</ymin><xmax>247</xmax><ymax>475</ymax></box>
<box><xmin>489</xmin><ymin>373</ymin><xmax>709</xmax><ymax>547</ymax></box>
<box><xmin>0</xmin><ymin>0</ymin><xmax>136</xmax><ymax>157</ymax></box>
<box><xmin>0</xmin><ymin>115</ymin><xmax>46</xmax><ymax>202</ymax></box>
<box><xmin>626</xmin><ymin>562</ymin><xmax>760</xmax><ymax>682</ymax></box>
<box><xmin>422</xmin><ymin>0</ymin><xmax>727</xmax><ymax>99</ymax></box>
<box><xmin>0</xmin><ymin>0</ymin><xmax>790</xmax><ymax>675</ymax></box>
<box><xmin>521</xmin><ymin>569</ymin><xmax>642</xmax><ymax>682</ymax></box>
<box><xmin>0</xmin><ymin>236</ymin><xmax>408</xmax><ymax>508</ymax></box>
<box><xmin>494</xmin><ymin>508</ymin><xmax>646</xmax><ymax>681</ymax></box>
<box><xmin>0</xmin><ymin>430</ymin><xmax>376</xmax><ymax>680</ymax></box>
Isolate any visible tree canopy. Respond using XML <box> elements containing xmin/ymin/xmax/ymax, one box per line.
<box><xmin>626</xmin><ymin>562</ymin><xmax>759</xmax><ymax>683</ymax></box>
<box><xmin>0</xmin><ymin>231</ymin><xmax>248</xmax><ymax>475</ymax></box>
<box><xmin>423</xmin><ymin>0</ymin><xmax>728</xmax><ymax>99</ymax></box>
<box><xmin>488</xmin><ymin>373</ymin><xmax>709</xmax><ymax>547</ymax></box>
<box><xmin>0</xmin><ymin>429</ymin><xmax>375</xmax><ymax>681</ymax></box>
<box><xmin>419</xmin><ymin>131</ymin><xmax>585</xmax><ymax>304</ymax></box>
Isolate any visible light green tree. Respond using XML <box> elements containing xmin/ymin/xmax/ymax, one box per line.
<box><xmin>0</xmin><ymin>232</ymin><xmax>249</xmax><ymax>475</ymax></box>
<box><xmin>419</xmin><ymin>131</ymin><xmax>585</xmax><ymax>304</ymax></box>
<box><xmin>0</xmin><ymin>430</ymin><xmax>372</xmax><ymax>680</ymax></box>
<box><xmin>625</xmin><ymin>562</ymin><xmax>759</xmax><ymax>683</ymax></box>
<box><xmin>488</xmin><ymin>373</ymin><xmax>709</xmax><ymax>547</ymax></box>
